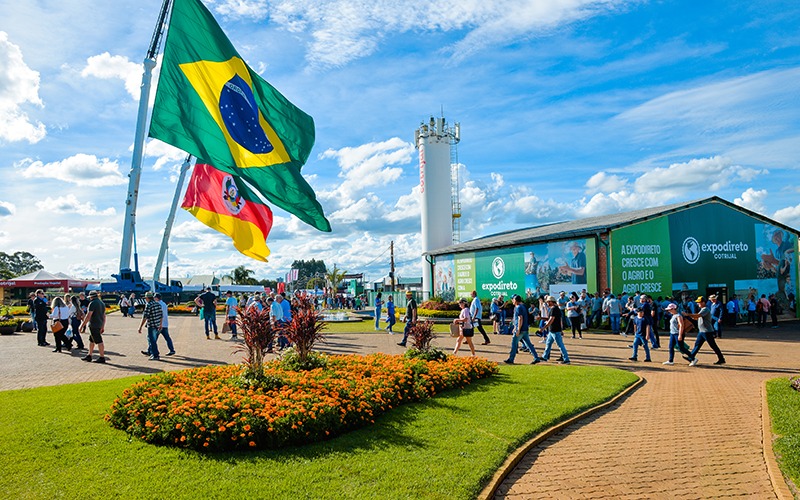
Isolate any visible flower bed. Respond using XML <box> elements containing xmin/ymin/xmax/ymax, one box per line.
<box><xmin>107</xmin><ymin>353</ymin><xmax>497</xmax><ymax>451</ymax></box>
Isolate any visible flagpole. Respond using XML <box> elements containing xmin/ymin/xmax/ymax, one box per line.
<box><xmin>152</xmin><ymin>154</ymin><xmax>192</xmax><ymax>291</ymax></box>
<box><xmin>118</xmin><ymin>0</ymin><xmax>173</xmax><ymax>276</ymax></box>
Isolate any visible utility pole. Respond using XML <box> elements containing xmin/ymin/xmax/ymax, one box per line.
<box><xmin>390</xmin><ymin>241</ymin><xmax>395</xmax><ymax>292</ymax></box>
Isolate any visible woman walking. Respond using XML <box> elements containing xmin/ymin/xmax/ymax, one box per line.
<box><xmin>566</xmin><ymin>293</ymin><xmax>583</xmax><ymax>339</ymax></box>
<box><xmin>452</xmin><ymin>298</ymin><xmax>476</xmax><ymax>356</ymax></box>
<box><xmin>374</xmin><ymin>292</ymin><xmax>383</xmax><ymax>331</ymax></box>
<box><xmin>385</xmin><ymin>295</ymin><xmax>396</xmax><ymax>333</ymax></box>
<box><xmin>49</xmin><ymin>297</ymin><xmax>70</xmax><ymax>352</ymax></box>
<box><xmin>68</xmin><ymin>295</ymin><xmax>86</xmax><ymax>350</ymax></box>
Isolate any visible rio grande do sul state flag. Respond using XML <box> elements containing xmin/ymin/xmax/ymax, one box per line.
<box><xmin>149</xmin><ymin>0</ymin><xmax>330</xmax><ymax>232</ymax></box>
<box><xmin>182</xmin><ymin>163</ymin><xmax>273</xmax><ymax>261</ymax></box>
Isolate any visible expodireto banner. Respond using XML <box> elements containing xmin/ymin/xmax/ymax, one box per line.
<box><xmin>610</xmin><ymin>202</ymin><xmax>798</xmax><ymax>312</ymax></box>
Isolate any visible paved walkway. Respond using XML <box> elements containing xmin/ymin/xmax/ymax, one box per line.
<box><xmin>1</xmin><ymin>313</ymin><xmax>798</xmax><ymax>497</ymax></box>
<box><xmin>495</xmin><ymin>323</ymin><xmax>800</xmax><ymax>499</ymax></box>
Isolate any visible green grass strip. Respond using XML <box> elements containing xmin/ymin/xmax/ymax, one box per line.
<box><xmin>766</xmin><ymin>377</ymin><xmax>800</xmax><ymax>493</ymax></box>
<box><xmin>0</xmin><ymin>365</ymin><xmax>636</xmax><ymax>499</ymax></box>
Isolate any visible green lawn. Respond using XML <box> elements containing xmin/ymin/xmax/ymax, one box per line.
<box><xmin>322</xmin><ymin>319</ymin><xmax>453</xmax><ymax>335</ymax></box>
<box><xmin>766</xmin><ymin>377</ymin><xmax>800</xmax><ymax>493</ymax></box>
<box><xmin>0</xmin><ymin>365</ymin><xmax>637</xmax><ymax>499</ymax></box>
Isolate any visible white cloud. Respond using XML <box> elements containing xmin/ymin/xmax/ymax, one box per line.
<box><xmin>773</xmin><ymin>204</ymin><xmax>800</xmax><ymax>229</ymax></box>
<box><xmin>633</xmin><ymin>156</ymin><xmax>745</xmax><ymax>195</ymax></box>
<box><xmin>585</xmin><ymin>172</ymin><xmax>627</xmax><ymax>195</ymax></box>
<box><xmin>144</xmin><ymin>139</ymin><xmax>190</xmax><ymax>172</ymax></box>
<box><xmin>219</xmin><ymin>0</ymin><xmax>629</xmax><ymax>67</ymax></box>
<box><xmin>0</xmin><ymin>32</ymin><xmax>46</xmax><ymax>143</ymax></box>
<box><xmin>36</xmin><ymin>194</ymin><xmax>116</xmax><ymax>216</ymax></box>
<box><xmin>17</xmin><ymin>154</ymin><xmax>127</xmax><ymax>187</ymax></box>
<box><xmin>0</xmin><ymin>200</ymin><xmax>15</xmax><ymax>216</ymax></box>
<box><xmin>386</xmin><ymin>185</ymin><xmax>421</xmax><ymax>222</ymax></box>
<box><xmin>319</xmin><ymin>137</ymin><xmax>413</xmax><ymax>205</ymax></box>
<box><xmin>215</xmin><ymin>0</ymin><xmax>270</xmax><ymax>19</ymax></box>
<box><xmin>81</xmin><ymin>52</ymin><xmax>143</xmax><ymax>100</ymax></box>
<box><xmin>733</xmin><ymin>188</ymin><xmax>768</xmax><ymax>214</ymax></box>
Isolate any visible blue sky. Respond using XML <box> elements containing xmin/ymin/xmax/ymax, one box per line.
<box><xmin>1</xmin><ymin>0</ymin><xmax>799</xmax><ymax>284</ymax></box>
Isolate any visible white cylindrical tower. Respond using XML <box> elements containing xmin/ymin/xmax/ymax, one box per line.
<box><xmin>415</xmin><ymin>116</ymin><xmax>459</xmax><ymax>300</ymax></box>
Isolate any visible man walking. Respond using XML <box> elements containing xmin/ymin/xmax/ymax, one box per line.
<box><xmin>541</xmin><ymin>296</ymin><xmax>570</xmax><ymax>364</ymax></box>
<box><xmin>33</xmin><ymin>289</ymin><xmax>50</xmax><ymax>346</ymax></box>
<box><xmin>708</xmin><ymin>294</ymin><xmax>724</xmax><ymax>338</ymax></box>
<box><xmin>684</xmin><ymin>296</ymin><xmax>726</xmax><ymax>366</ymax></box>
<box><xmin>470</xmin><ymin>290</ymin><xmax>491</xmax><ymax>345</ymax></box>
<box><xmin>503</xmin><ymin>295</ymin><xmax>540</xmax><ymax>365</ymax></box>
<box><xmin>397</xmin><ymin>291</ymin><xmax>418</xmax><ymax>347</ymax></box>
<box><xmin>195</xmin><ymin>287</ymin><xmax>219</xmax><ymax>339</ymax></box>
<box><xmin>142</xmin><ymin>293</ymin><xmax>176</xmax><ymax>357</ymax></box>
<box><xmin>137</xmin><ymin>292</ymin><xmax>163</xmax><ymax>361</ymax></box>
<box><xmin>79</xmin><ymin>291</ymin><xmax>106</xmax><ymax>363</ymax></box>
<box><xmin>224</xmin><ymin>290</ymin><xmax>239</xmax><ymax>339</ymax></box>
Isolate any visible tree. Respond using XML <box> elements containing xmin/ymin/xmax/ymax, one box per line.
<box><xmin>0</xmin><ymin>251</ymin><xmax>43</xmax><ymax>280</ymax></box>
<box><xmin>326</xmin><ymin>264</ymin><xmax>348</xmax><ymax>293</ymax></box>
<box><xmin>291</xmin><ymin>259</ymin><xmax>327</xmax><ymax>289</ymax></box>
<box><xmin>226</xmin><ymin>265</ymin><xmax>257</xmax><ymax>285</ymax></box>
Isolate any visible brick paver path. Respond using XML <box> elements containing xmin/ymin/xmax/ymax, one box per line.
<box><xmin>495</xmin><ymin>323</ymin><xmax>800</xmax><ymax>499</ymax></box>
<box><xmin>1</xmin><ymin>313</ymin><xmax>797</xmax><ymax>497</ymax></box>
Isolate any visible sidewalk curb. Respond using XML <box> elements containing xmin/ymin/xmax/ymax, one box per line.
<box><xmin>478</xmin><ymin>374</ymin><xmax>645</xmax><ymax>500</ymax></box>
<box><xmin>761</xmin><ymin>380</ymin><xmax>796</xmax><ymax>500</ymax></box>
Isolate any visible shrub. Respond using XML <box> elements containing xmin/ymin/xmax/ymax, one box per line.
<box><xmin>279</xmin><ymin>347</ymin><xmax>328</xmax><ymax>371</ymax></box>
<box><xmin>279</xmin><ymin>295</ymin><xmax>326</xmax><ymax>366</ymax></box>
<box><xmin>106</xmin><ymin>354</ymin><xmax>498</xmax><ymax>451</ymax></box>
<box><xmin>408</xmin><ymin>320</ymin><xmax>436</xmax><ymax>351</ymax></box>
<box><xmin>417</xmin><ymin>308</ymin><xmax>460</xmax><ymax>319</ymax></box>
<box><xmin>235</xmin><ymin>306</ymin><xmax>274</xmax><ymax>385</ymax></box>
<box><xmin>404</xmin><ymin>347</ymin><xmax>448</xmax><ymax>362</ymax></box>
<box><xmin>419</xmin><ymin>300</ymin><xmax>460</xmax><ymax>311</ymax></box>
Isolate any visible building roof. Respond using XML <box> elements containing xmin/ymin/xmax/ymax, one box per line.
<box><xmin>13</xmin><ymin>269</ymin><xmax>79</xmax><ymax>281</ymax></box>
<box><xmin>427</xmin><ymin>196</ymin><xmax>799</xmax><ymax>256</ymax></box>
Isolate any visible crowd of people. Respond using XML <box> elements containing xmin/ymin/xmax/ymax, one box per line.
<box><xmin>441</xmin><ymin>287</ymin><xmax>795</xmax><ymax>367</ymax></box>
<box><xmin>24</xmin><ymin>284</ymin><xmax>792</xmax><ymax>369</ymax></box>
<box><xmin>28</xmin><ymin>289</ymin><xmax>107</xmax><ymax>363</ymax></box>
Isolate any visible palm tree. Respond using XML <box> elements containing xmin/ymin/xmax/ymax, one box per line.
<box><xmin>325</xmin><ymin>264</ymin><xmax>347</xmax><ymax>293</ymax></box>
<box><xmin>226</xmin><ymin>265</ymin><xmax>257</xmax><ymax>285</ymax></box>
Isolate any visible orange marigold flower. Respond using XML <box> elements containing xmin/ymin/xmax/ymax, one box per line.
<box><xmin>249</xmin><ymin>441</ymin><xmax>256</xmax><ymax>447</ymax></box>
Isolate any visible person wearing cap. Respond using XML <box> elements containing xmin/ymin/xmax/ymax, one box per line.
<box><xmin>503</xmin><ymin>295</ymin><xmax>541</xmax><ymax>364</ymax></box>
<box><xmin>453</xmin><ymin>298</ymin><xmax>476</xmax><ymax>357</ymax></box>
<box><xmin>79</xmin><ymin>291</ymin><xmax>107</xmax><ymax>363</ymax></box>
<box><xmin>137</xmin><ymin>292</ymin><xmax>164</xmax><ymax>360</ymax></box>
<box><xmin>541</xmin><ymin>296</ymin><xmax>570</xmax><ymax>364</ymax></box>
<box><xmin>663</xmin><ymin>303</ymin><xmax>693</xmax><ymax>365</ymax></box>
<box><xmin>628</xmin><ymin>308</ymin><xmax>651</xmax><ymax>362</ymax></box>
<box><xmin>397</xmin><ymin>291</ymin><xmax>417</xmax><ymax>347</ymax></box>
<box><xmin>683</xmin><ymin>296</ymin><xmax>726</xmax><ymax>366</ymax></box>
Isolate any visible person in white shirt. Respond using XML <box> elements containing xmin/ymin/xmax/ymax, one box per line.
<box><xmin>469</xmin><ymin>290</ymin><xmax>490</xmax><ymax>345</ymax></box>
<box><xmin>49</xmin><ymin>296</ymin><xmax>71</xmax><ymax>353</ymax></box>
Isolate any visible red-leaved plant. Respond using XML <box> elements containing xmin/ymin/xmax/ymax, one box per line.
<box><xmin>235</xmin><ymin>306</ymin><xmax>274</xmax><ymax>383</ymax></box>
<box><xmin>279</xmin><ymin>295</ymin><xmax>327</xmax><ymax>367</ymax></box>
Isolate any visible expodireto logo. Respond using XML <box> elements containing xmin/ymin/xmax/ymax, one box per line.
<box><xmin>682</xmin><ymin>236</ymin><xmax>748</xmax><ymax>264</ymax></box>
<box><xmin>492</xmin><ymin>257</ymin><xmax>506</xmax><ymax>279</ymax></box>
<box><xmin>682</xmin><ymin>237</ymin><xmax>700</xmax><ymax>264</ymax></box>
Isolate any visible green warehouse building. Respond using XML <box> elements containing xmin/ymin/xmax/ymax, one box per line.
<box><xmin>426</xmin><ymin>196</ymin><xmax>799</xmax><ymax>318</ymax></box>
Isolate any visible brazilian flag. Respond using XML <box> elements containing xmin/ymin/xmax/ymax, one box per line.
<box><xmin>149</xmin><ymin>0</ymin><xmax>330</xmax><ymax>232</ymax></box>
